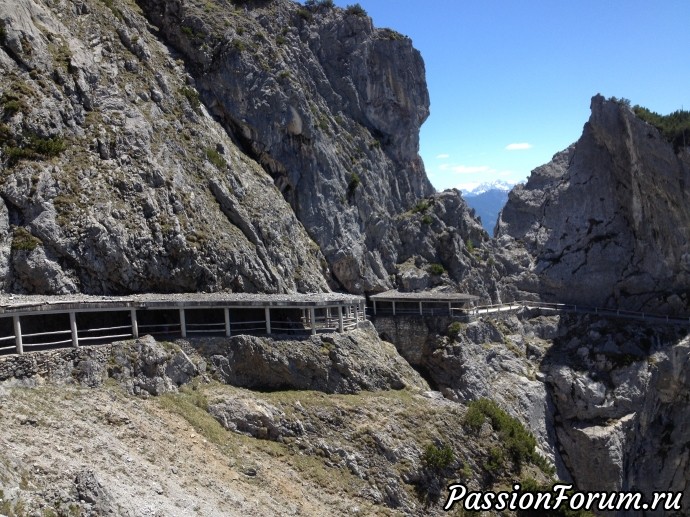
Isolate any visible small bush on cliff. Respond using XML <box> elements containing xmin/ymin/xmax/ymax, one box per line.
<box><xmin>297</xmin><ymin>8</ymin><xmax>312</xmax><ymax>21</ymax></box>
<box><xmin>1</xmin><ymin>92</ymin><xmax>28</xmax><ymax>118</ymax></box>
<box><xmin>205</xmin><ymin>147</ymin><xmax>227</xmax><ymax>169</ymax></box>
<box><xmin>633</xmin><ymin>105</ymin><xmax>690</xmax><ymax>152</ymax></box>
<box><xmin>180</xmin><ymin>86</ymin><xmax>202</xmax><ymax>114</ymax></box>
<box><xmin>345</xmin><ymin>3</ymin><xmax>367</xmax><ymax>17</ymax></box>
<box><xmin>416</xmin><ymin>442</ymin><xmax>457</xmax><ymax>504</ymax></box>
<box><xmin>464</xmin><ymin>398</ymin><xmax>539</xmax><ymax>472</ymax></box>
<box><xmin>305</xmin><ymin>0</ymin><xmax>334</xmax><ymax>10</ymax></box>
<box><xmin>423</xmin><ymin>443</ymin><xmax>454</xmax><ymax>470</ymax></box>
<box><xmin>447</xmin><ymin>321</ymin><xmax>464</xmax><ymax>340</ymax></box>
<box><xmin>427</xmin><ymin>263</ymin><xmax>445</xmax><ymax>275</ymax></box>
<box><xmin>411</xmin><ymin>199</ymin><xmax>430</xmax><ymax>213</ymax></box>
<box><xmin>11</xmin><ymin>227</ymin><xmax>42</xmax><ymax>252</ymax></box>
<box><xmin>2</xmin><ymin>132</ymin><xmax>66</xmax><ymax>166</ymax></box>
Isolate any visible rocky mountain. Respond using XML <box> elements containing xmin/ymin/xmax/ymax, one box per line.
<box><xmin>0</xmin><ymin>0</ymin><xmax>332</xmax><ymax>295</ymax></box>
<box><xmin>2</xmin><ymin>0</ymin><xmax>690</xmax><ymax>515</ymax></box>
<box><xmin>377</xmin><ymin>307</ymin><xmax>690</xmax><ymax>513</ymax></box>
<box><xmin>0</xmin><ymin>0</ymin><xmax>489</xmax><ymax>297</ymax></box>
<box><xmin>134</xmin><ymin>0</ymin><xmax>491</xmax><ymax>294</ymax></box>
<box><xmin>497</xmin><ymin>95</ymin><xmax>690</xmax><ymax>314</ymax></box>
<box><xmin>461</xmin><ymin>180</ymin><xmax>514</xmax><ymax>234</ymax></box>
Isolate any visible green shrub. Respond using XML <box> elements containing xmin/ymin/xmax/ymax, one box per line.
<box><xmin>3</xmin><ymin>133</ymin><xmax>65</xmax><ymax>166</ymax></box>
<box><xmin>28</xmin><ymin>134</ymin><xmax>65</xmax><ymax>157</ymax></box>
<box><xmin>421</xmin><ymin>214</ymin><xmax>432</xmax><ymax>225</ymax></box>
<box><xmin>232</xmin><ymin>39</ymin><xmax>246</xmax><ymax>52</ymax></box>
<box><xmin>464</xmin><ymin>398</ymin><xmax>539</xmax><ymax>472</ymax></box>
<box><xmin>633</xmin><ymin>104</ymin><xmax>690</xmax><ymax>152</ymax></box>
<box><xmin>296</xmin><ymin>8</ymin><xmax>313</xmax><ymax>21</ymax></box>
<box><xmin>427</xmin><ymin>263</ymin><xmax>445</xmax><ymax>275</ymax></box>
<box><xmin>205</xmin><ymin>147</ymin><xmax>227</xmax><ymax>169</ymax></box>
<box><xmin>11</xmin><ymin>227</ymin><xmax>42</xmax><ymax>252</ymax></box>
<box><xmin>411</xmin><ymin>199</ymin><xmax>430</xmax><ymax>213</ymax></box>
<box><xmin>99</xmin><ymin>0</ymin><xmax>123</xmax><ymax>20</ymax></box>
<box><xmin>423</xmin><ymin>443</ymin><xmax>454</xmax><ymax>470</ymax></box>
<box><xmin>1</xmin><ymin>92</ymin><xmax>27</xmax><ymax>117</ymax></box>
<box><xmin>180</xmin><ymin>86</ymin><xmax>202</xmax><ymax>114</ymax></box>
<box><xmin>345</xmin><ymin>3</ymin><xmax>367</xmax><ymax>17</ymax></box>
<box><xmin>465</xmin><ymin>238</ymin><xmax>475</xmax><ymax>252</ymax></box>
<box><xmin>447</xmin><ymin>322</ymin><xmax>463</xmax><ymax>340</ymax></box>
<box><xmin>305</xmin><ymin>0</ymin><xmax>334</xmax><ymax>9</ymax></box>
<box><xmin>275</xmin><ymin>34</ymin><xmax>286</xmax><ymax>45</ymax></box>
<box><xmin>380</xmin><ymin>28</ymin><xmax>405</xmax><ymax>41</ymax></box>
<box><xmin>486</xmin><ymin>446</ymin><xmax>505</xmax><ymax>475</ymax></box>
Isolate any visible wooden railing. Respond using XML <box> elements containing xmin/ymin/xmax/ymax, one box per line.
<box><xmin>0</xmin><ymin>297</ymin><xmax>368</xmax><ymax>356</ymax></box>
<box><xmin>455</xmin><ymin>300</ymin><xmax>690</xmax><ymax>325</ymax></box>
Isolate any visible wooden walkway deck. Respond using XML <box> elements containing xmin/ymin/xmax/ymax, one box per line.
<box><xmin>458</xmin><ymin>300</ymin><xmax>690</xmax><ymax>325</ymax></box>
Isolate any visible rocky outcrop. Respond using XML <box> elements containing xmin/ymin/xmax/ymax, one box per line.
<box><xmin>133</xmin><ymin>0</ymin><xmax>492</xmax><ymax>294</ymax></box>
<box><xmin>0</xmin><ymin>0</ymin><xmax>495</xmax><ymax>297</ymax></box>
<box><xmin>544</xmin><ymin>314</ymin><xmax>690</xmax><ymax>511</ymax></box>
<box><xmin>0</xmin><ymin>335</ymin><xmax>201</xmax><ymax>395</ymax></box>
<box><xmin>0</xmin><ymin>324</ymin><xmax>428</xmax><ymax>396</ymax></box>
<box><xmin>376</xmin><ymin>311</ymin><xmax>565</xmax><ymax>468</ymax></box>
<box><xmin>0</xmin><ymin>0</ymin><xmax>330</xmax><ymax>294</ymax></box>
<box><xmin>497</xmin><ymin>95</ymin><xmax>690</xmax><ymax>313</ymax></box>
<box><xmin>203</xmin><ymin>321</ymin><xmax>429</xmax><ymax>394</ymax></box>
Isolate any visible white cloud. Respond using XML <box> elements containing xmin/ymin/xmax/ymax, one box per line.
<box><xmin>452</xmin><ymin>165</ymin><xmax>492</xmax><ymax>174</ymax></box>
<box><xmin>436</xmin><ymin>153</ymin><xmax>450</xmax><ymax>159</ymax></box>
<box><xmin>505</xmin><ymin>143</ymin><xmax>532</xmax><ymax>151</ymax></box>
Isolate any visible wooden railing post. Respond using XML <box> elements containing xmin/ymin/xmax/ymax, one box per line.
<box><xmin>13</xmin><ymin>316</ymin><xmax>22</xmax><ymax>355</ymax></box>
<box><xmin>70</xmin><ymin>312</ymin><xmax>79</xmax><ymax>348</ymax></box>
<box><xmin>179</xmin><ymin>308</ymin><xmax>186</xmax><ymax>338</ymax></box>
<box><xmin>224</xmin><ymin>308</ymin><xmax>231</xmax><ymax>337</ymax></box>
<box><xmin>131</xmin><ymin>309</ymin><xmax>139</xmax><ymax>339</ymax></box>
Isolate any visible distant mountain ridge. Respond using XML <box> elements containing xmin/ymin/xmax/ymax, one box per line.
<box><xmin>461</xmin><ymin>180</ymin><xmax>516</xmax><ymax>234</ymax></box>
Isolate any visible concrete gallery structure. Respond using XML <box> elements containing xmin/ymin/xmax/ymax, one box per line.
<box><xmin>0</xmin><ymin>293</ymin><xmax>367</xmax><ymax>355</ymax></box>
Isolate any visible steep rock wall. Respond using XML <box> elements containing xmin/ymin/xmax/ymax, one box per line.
<box><xmin>0</xmin><ymin>0</ymin><xmax>330</xmax><ymax>294</ymax></box>
<box><xmin>497</xmin><ymin>95</ymin><xmax>690</xmax><ymax>313</ymax></box>
<box><xmin>544</xmin><ymin>315</ymin><xmax>690</xmax><ymax>511</ymax></box>
<box><xmin>134</xmin><ymin>0</ymin><xmax>439</xmax><ymax>293</ymax></box>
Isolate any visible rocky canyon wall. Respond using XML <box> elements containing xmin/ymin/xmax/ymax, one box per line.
<box><xmin>497</xmin><ymin>95</ymin><xmax>690</xmax><ymax>314</ymax></box>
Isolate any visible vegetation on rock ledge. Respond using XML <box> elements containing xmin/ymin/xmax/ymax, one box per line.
<box><xmin>633</xmin><ymin>104</ymin><xmax>690</xmax><ymax>152</ymax></box>
<box><xmin>11</xmin><ymin>226</ymin><xmax>43</xmax><ymax>252</ymax></box>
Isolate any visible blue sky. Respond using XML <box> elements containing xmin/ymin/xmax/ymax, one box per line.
<box><xmin>327</xmin><ymin>1</ymin><xmax>690</xmax><ymax>191</ymax></box>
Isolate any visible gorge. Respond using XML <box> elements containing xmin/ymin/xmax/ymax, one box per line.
<box><xmin>0</xmin><ymin>0</ymin><xmax>689</xmax><ymax>515</ymax></box>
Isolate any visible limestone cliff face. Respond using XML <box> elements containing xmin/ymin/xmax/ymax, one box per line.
<box><xmin>0</xmin><ymin>0</ymin><xmax>330</xmax><ymax>294</ymax></box>
<box><xmin>544</xmin><ymin>315</ymin><xmax>690</xmax><ymax>511</ymax></box>
<box><xmin>135</xmin><ymin>0</ymin><xmax>436</xmax><ymax>293</ymax></box>
<box><xmin>497</xmin><ymin>95</ymin><xmax>690</xmax><ymax>313</ymax></box>
<box><xmin>0</xmin><ymin>0</ymin><xmax>488</xmax><ymax>297</ymax></box>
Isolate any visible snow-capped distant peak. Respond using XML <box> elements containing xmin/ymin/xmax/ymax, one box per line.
<box><xmin>461</xmin><ymin>180</ymin><xmax>516</xmax><ymax>196</ymax></box>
